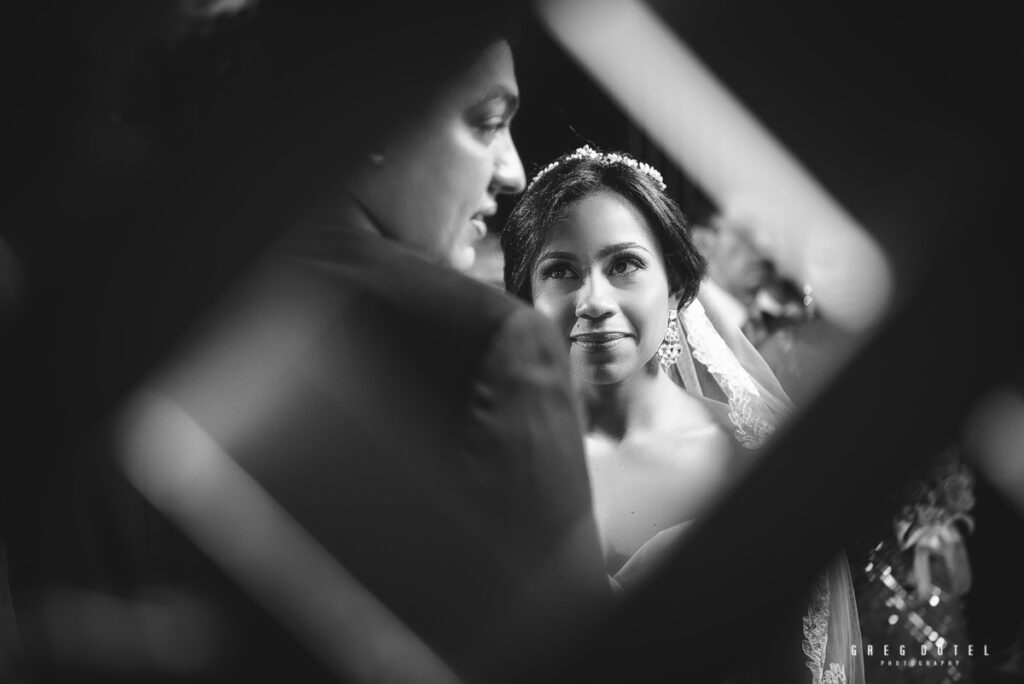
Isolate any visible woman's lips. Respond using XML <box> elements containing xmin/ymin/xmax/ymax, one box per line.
<box><xmin>470</xmin><ymin>217</ymin><xmax>488</xmax><ymax>239</ymax></box>
<box><xmin>570</xmin><ymin>332</ymin><xmax>631</xmax><ymax>351</ymax></box>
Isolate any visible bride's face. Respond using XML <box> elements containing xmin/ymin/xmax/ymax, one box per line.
<box><xmin>531</xmin><ymin>190</ymin><xmax>680</xmax><ymax>385</ymax></box>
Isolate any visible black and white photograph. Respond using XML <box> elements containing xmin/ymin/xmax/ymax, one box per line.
<box><xmin>2</xmin><ymin>1</ymin><xmax>1022</xmax><ymax>682</ymax></box>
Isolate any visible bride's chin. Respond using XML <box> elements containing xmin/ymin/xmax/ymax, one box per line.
<box><xmin>572</xmin><ymin>363</ymin><xmax>627</xmax><ymax>387</ymax></box>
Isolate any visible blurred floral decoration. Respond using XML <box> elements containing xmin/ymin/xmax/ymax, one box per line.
<box><xmin>850</xmin><ymin>446</ymin><xmax>977</xmax><ymax>684</ymax></box>
<box><xmin>894</xmin><ymin>452</ymin><xmax>975</xmax><ymax>603</ymax></box>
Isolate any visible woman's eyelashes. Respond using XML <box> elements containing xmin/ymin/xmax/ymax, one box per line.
<box><xmin>469</xmin><ymin>90</ymin><xmax>519</xmax><ymax>142</ymax></box>
<box><xmin>608</xmin><ymin>253</ymin><xmax>647</xmax><ymax>276</ymax></box>
<box><xmin>539</xmin><ymin>260</ymin><xmax>577</xmax><ymax>280</ymax></box>
<box><xmin>471</xmin><ymin>109</ymin><xmax>513</xmax><ymax>142</ymax></box>
<box><xmin>476</xmin><ymin>118</ymin><xmax>507</xmax><ymax>140</ymax></box>
<box><xmin>538</xmin><ymin>252</ymin><xmax>649</xmax><ymax>281</ymax></box>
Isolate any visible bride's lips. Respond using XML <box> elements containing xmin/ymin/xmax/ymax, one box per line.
<box><xmin>570</xmin><ymin>331</ymin><xmax>631</xmax><ymax>351</ymax></box>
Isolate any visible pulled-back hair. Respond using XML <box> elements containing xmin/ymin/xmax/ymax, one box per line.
<box><xmin>501</xmin><ymin>147</ymin><xmax>706</xmax><ymax>307</ymax></box>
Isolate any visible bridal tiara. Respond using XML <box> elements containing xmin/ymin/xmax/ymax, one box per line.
<box><xmin>527</xmin><ymin>145</ymin><xmax>667</xmax><ymax>191</ymax></box>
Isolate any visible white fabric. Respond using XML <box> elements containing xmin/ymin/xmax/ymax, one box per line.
<box><xmin>697</xmin><ymin>277</ymin><xmax>749</xmax><ymax>334</ymax></box>
<box><xmin>681</xmin><ymin>296</ymin><xmax>774</xmax><ymax>449</ymax></box>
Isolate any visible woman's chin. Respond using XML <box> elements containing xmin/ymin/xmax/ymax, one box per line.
<box><xmin>446</xmin><ymin>245</ymin><xmax>477</xmax><ymax>273</ymax></box>
<box><xmin>572</xmin><ymin>359</ymin><xmax>632</xmax><ymax>386</ymax></box>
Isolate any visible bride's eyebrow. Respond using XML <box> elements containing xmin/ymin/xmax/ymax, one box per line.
<box><xmin>596</xmin><ymin>242</ymin><xmax>651</xmax><ymax>259</ymax></box>
<box><xmin>537</xmin><ymin>250</ymin><xmax>577</xmax><ymax>262</ymax></box>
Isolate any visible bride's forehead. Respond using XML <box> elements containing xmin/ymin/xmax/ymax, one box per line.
<box><xmin>549</xmin><ymin>196</ymin><xmax>658</xmax><ymax>245</ymax></box>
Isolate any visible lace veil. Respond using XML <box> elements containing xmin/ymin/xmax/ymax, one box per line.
<box><xmin>670</xmin><ymin>281</ymin><xmax>865</xmax><ymax>684</ymax></box>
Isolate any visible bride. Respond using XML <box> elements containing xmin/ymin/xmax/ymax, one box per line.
<box><xmin>501</xmin><ymin>145</ymin><xmax>863</xmax><ymax>684</ymax></box>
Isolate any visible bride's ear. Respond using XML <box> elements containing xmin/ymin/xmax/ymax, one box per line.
<box><xmin>668</xmin><ymin>289</ymin><xmax>684</xmax><ymax>312</ymax></box>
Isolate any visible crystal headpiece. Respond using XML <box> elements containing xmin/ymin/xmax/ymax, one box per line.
<box><xmin>527</xmin><ymin>145</ymin><xmax>667</xmax><ymax>191</ymax></box>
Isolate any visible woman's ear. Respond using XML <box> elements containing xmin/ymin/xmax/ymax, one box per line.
<box><xmin>668</xmin><ymin>288</ymin><xmax>684</xmax><ymax>312</ymax></box>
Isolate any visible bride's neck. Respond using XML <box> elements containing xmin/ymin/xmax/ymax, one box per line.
<box><xmin>578</xmin><ymin>361</ymin><xmax>677</xmax><ymax>441</ymax></box>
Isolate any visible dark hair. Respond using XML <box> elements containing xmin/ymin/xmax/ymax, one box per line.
<box><xmin>119</xmin><ymin>0</ymin><xmax>525</xmax><ymax>152</ymax></box>
<box><xmin>501</xmin><ymin>147</ymin><xmax>706</xmax><ymax>307</ymax></box>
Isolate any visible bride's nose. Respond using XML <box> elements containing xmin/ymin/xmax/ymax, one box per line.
<box><xmin>574</xmin><ymin>274</ymin><xmax>616</xmax><ymax>320</ymax></box>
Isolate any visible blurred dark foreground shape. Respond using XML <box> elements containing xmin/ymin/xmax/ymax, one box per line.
<box><xmin>3</xmin><ymin>1</ymin><xmax>612</xmax><ymax>682</ymax></box>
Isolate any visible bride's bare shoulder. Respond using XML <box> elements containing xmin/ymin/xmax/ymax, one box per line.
<box><xmin>657</xmin><ymin>384</ymin><xmax>734</xmax><ymax>441</ymax></box>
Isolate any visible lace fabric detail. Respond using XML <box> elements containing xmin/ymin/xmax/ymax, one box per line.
<box><xmin>802</xmin><ymin>572</ymin><xmax>847</xmax><ymax>684</ymax></box>
<box><xmin>677</xmin><ymin>297</ymin><xmax>859</xmax><ymax>683</ymax></box>
<box><xmin>823</xmin><ymin>663</ymin><xmax>847</xmax><ymax>684</ymax></box>
<box><xmin>680</xmin><ymin>299</ymin><xmax>775</xmax><ymax>448</ymax></box>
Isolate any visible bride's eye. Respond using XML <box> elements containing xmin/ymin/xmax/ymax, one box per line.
<box><xmin>540</xmin><ymin>262</ymin><xmax>576</xmax><ymax>280</ymax></box>
<box><xmin>608</xmin><ymin>255</ymin><xmax>645</xmax><ymax>276</ymax></box>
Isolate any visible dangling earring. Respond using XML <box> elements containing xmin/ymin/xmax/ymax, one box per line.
<box><xmin>657</xmin><ymin>308</ymin><xmax>682</xmax><ymax>369</ymax></box>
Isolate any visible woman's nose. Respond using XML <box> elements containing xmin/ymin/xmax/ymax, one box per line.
<box><xmin>574</xmin><ymin>275</ymin><xmax>615</xmax><ymax>320</ymax></box>
<box><xmin>491</xmin><ymin>130</ymin><xmax>526</xmax><ymax>196</ymax></box>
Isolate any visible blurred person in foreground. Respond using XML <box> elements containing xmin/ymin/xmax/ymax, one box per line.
<box><xmin>6</xmin><ymin>1</ymin><xmax>609</xmax><ymax>682</ymax></box>
<box><xmin>501</xmin><ymin>145</ymin><xmax>864</xmax><ymax>684</ymax></box>
<box><xmin>691</xmin><ymin>197</ymin><xmax>853</xmax><ymax>407</ymax></box>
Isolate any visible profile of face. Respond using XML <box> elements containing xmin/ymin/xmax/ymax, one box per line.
<box><xmin>531</xmin><ymin>190</ymin><xmax>681</xmax><ymax>385</ymax></box>
<box><xmin>359</xmin><ymin>39</ymin><xmax>526</xmax><ymax>271</ymax></box>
